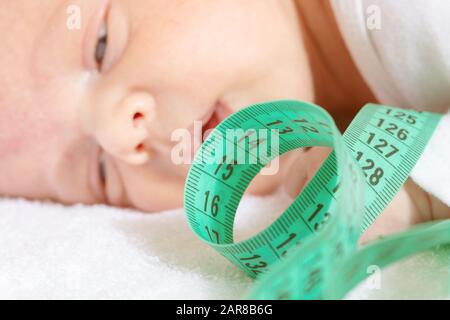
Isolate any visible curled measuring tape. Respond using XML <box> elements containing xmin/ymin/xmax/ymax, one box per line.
<box><xmin>184</xmin><ymin>100</ymin><xmax>450</xmax><ymax>299</ymax></box>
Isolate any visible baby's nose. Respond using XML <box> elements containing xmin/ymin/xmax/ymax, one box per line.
<box><xmin>96</xmin><ymin>92</ymin><xmax>156</xmax><ymax>165</ymax></box>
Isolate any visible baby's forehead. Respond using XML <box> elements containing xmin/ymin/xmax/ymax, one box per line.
<box><xmin>0</xmin><ymin>1</ymin><xmax>88</xmax><ymax>95</ymax></box>
<box><xmin>1</xmin><ymin>0</ymin><xmax>56</xmax><ymax>35</ymax></box>
<box><xmin>0</xmin><ymin>2</ymin><xmax>56</xmax><ymax>77</ymax></box>
<box><xmin>1</xmin><ymin>0</ymin><xmax>89</xmax><ymax>60</ymax></box>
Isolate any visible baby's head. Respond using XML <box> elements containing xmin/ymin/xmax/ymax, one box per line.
<box><xmin>0</xmin><ymin>0</ymin><xmax>313</xmax><ymax>211</ymax></box>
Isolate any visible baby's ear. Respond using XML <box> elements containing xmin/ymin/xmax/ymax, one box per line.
<box><xmin>282</xmin><ymin>147</ymin><xmax>331</xmax><ymax>199</ymax></box>
<box><xmin>95</xmin><ymin>92</ymin><xmax>157</xmax><ymax>165</ymax></box>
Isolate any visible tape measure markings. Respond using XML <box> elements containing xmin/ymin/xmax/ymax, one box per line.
<box><xmin>184</xmin><ymin>100</ymin><xmax>447</xmax><ymax>299</ymax></box>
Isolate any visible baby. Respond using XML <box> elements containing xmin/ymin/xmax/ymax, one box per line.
<box><xmin>0</xmin><ymin>0</ymin><xmax>449</xmax><ymax>242</ymax></box>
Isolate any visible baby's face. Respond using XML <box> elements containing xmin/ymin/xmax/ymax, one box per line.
<box><xmin>0</xmin><ymin>0</ymin><xmax>312</xmax><ymax>211</ymax></box>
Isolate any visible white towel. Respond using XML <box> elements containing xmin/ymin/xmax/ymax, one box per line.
<box><xmin>0</xmin><ymin>189</ymin><xmax>448</xmax><ymax>299</ymax></box>
<box><xmin>331</xmin><ymin>0</ymin><xmax>450</xmax><ymax>206</ymax></box>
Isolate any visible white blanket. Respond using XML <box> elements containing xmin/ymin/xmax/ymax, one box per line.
<box><xmin>0</xmin><ymin>189</ymin><xmax>448</xmax><ymax>300</ymax></box>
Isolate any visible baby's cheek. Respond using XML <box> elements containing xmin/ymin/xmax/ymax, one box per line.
<box><xmin>245</xmin><ymin>152</ymin><xmax>297</xmax><ymax>196</ymax></box>
<box><xmin>245</xmin><ymin>163</ymin><xmax>285</xmax><ymax>196</ymax></box>
<box><xmin>282</xmin><ymin>147</ymin><xmax>332</xmax><ymax>199</ymax></box>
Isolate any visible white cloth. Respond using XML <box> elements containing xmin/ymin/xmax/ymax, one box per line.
<box><xmin>331</xmin><ymin>0</ymin><xmax>450</xmax><ymax>206</ymax></box>
<box><xmin>1</xmin><ymin>192</ymin><xmax>449</xmax><ymax>299</ymax></box>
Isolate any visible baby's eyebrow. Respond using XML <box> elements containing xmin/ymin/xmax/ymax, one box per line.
<box><xmin>30</xmin><ymin>1</ymin><xmax>95</xmax><ymax>77</ymax></box>
<box><xmin>30</xmin><ymin>2</ymin><xmax>67</xmax><ymax>66</ymax></box>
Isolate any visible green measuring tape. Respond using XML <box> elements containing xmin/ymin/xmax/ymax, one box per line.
<box><xmin>184</xmin><ymin>100</ymin><xmax>450</xmax><ymax>299</ymax></box>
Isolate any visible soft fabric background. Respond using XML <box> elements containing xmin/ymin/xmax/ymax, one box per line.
<box><xmin>0</xmin><ymin>189</ymin><xmax>448</xmax><ymax>299</ymax></box>
<box><xmin>332</xmin><ymin>0</ymin><xmax>450</xmax><ymax>207</ymax></box>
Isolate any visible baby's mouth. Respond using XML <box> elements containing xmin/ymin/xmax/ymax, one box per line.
<box><xmin>201</xmin><ymin>109</ymin><xmax>220</xmax><ymax>142</ymax></box>
<box><xmin>200</xmin><ymin>101</ymin><xmax>232</xmax><ymax>142</ymax></box>
<box><xmin>184</xmin><ymin>101</ymin><xmax>233</xmax><ymax>160</ymax></box>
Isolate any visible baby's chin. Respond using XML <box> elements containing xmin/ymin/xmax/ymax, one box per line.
<box><xmin>129</xmin><ymin>183</ymin><xmax>184</xmax><ymax>213</ymax></box>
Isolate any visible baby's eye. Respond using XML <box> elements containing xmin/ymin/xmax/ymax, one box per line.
<box><xmin>95</xmin><ymin>21</ymin><xmax>108</xmax><ymax>71</ymax></box>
